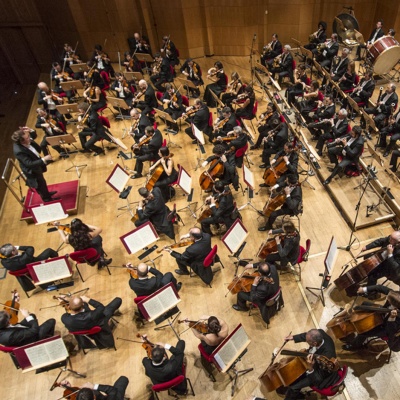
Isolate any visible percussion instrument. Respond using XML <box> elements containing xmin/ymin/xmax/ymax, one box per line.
<box><xmin>366</xmin><ymin>36</ymin><xmax>400</xmax><ymax>75</ymax></box>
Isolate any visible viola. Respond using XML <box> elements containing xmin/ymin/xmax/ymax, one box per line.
<box><xmin>227</xmin><ymin>271</ymin><xmax>274</xmax><ymax>295</ymax></box>
<box><xmin>1</xmin><ymin>290</ymin><xmax>20</xmax><ymax>325</ymax></box>
<box><xmin>178</xmin><ymin>319</ymin><xmax>209</xmax><ymax>334</ymax></box>
<box><xmin>54</xmin><ymin>382</ymin><xmax>80</xmax><ymax>400</ymax></box>
<box><xmin>333</xmin><ymin>251</ymin><xmax>385</xmax><ymax>296</ymax></box>
<box><xmin>199</xmin><ymin>158</ymin><xmax>224</xmax><ymax>191</ymax></box>
<box><xmin>137</xmin><ymin>333</ymin><xmax>155</xmax><ymax>358</ymax></box>
<box><xmin>131</xmin><ymin>134</ymin><xmax>152</xmax><ymax>155</ymax></box>
<box><xmin>47</xmin><ymin>222</ymin><xmax>72</xmax><ymax>235</ymax></box>
<box><xmin>157</xmin><ymin>240</ymin><xmax>194</xmax><ymax>254</ymax></box>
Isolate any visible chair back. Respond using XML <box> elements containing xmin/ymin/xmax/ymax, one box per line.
<box><xmin>235</xmin><ymin>143</ymin><xmax>248</xmax><ymax>158</ymax></box>
<box><xmin>235</xmin><ymin>119</ymin><xmax>241</xmax><ymax>126</ymax></box>
<box><xmin>69</xmin><ymin>326</ymin><xmax>102</xmax><ymax>336</ymax></box>
<box><xmin>311</xmin><ymin>365</ymin><xmax>348</xmax><ymax>396</ymax></box>
<box><xmin>203</xmin><ymin>245</ymin><xmax>218</xmax><ymax>268</ymax></box>
<box><xmin>279</xmin><ymin>114</ymin><xmax>285</xmax><ymax>123</ymax></box>
<box><xmin>8</xmin><ymin>268</ymin><xmax>30</xmax><ymax>277</ymax></box>
<box><xmin>98</xmin><ymin>115</ymin><xmax>110</xmax><ymax>128</ymax></box>
<box><xmin>161</xmin><ymin>138</ymin><xmax>167</xmax><ymax>147</ymax></box>
<box><xmin>181</xmin><ymin>95</ymin><xmax>190</xmax><ymax>107</ymax></box>
<box><xmin>346</xmin><ymin>124</ymin><xmax>352</xmax><ymax>134</ymax></box>
<box><xmin>152</xmin><ymin>375</ymin><xmax>185</xmax><ymax>392</ymax></box>
<box><xmin>291</xmin><ymin>59</ymin><xmax>296</xmax><ymax>71</ymax></box>
<box><xmin>252</xmin><ymin>101</ymin><xmax>258</xmax><ymax>117</ymax></box>
<box><xmin>354</xmin><ymin>74</ymin><xmax>360</xmax><ymax>85</ymax></box>
<box><xmin>317</xmin><ymin>91</ymin><xmax>324</xmax><ymax>102</ymax></box>
<box><xmin>100</xmin><ymin>70</ymin><xmax>110</xmax><ymax>84</ymax></box>
<box><xmin>167</xmin><ymin>204</ymin><xmax>177</xmax><ymax>222</ymax></box>
<box><xmin>134</xmin><ymin>296</ymin><xmax>148</xmax><ymax>304</ymax></box>
<box><xmin>198</xmin><ymin>343</ymin><xmax>214</xmax><ymax>363</ymax></box>
<box><xmin>208</xmin><ymin>112</ymin><xmax>213</xmax><ymax>127</ymax></box>
<box><xmin>265</xmin><ymin>287</ymin><xmax>282</xmax><ymax>307</ymax></box>
<box><xmin>70</xmin><ymin>248</ymin><xmax>101</xmax><ymax>265</ymax></box>
<box><xmin>0</xmin><ymin>344</ymin><xmax>16</xmax><ymax>353</ymax></box>
<box><xmin>156</xmin><ymin>91</ymin><xmax>163</xmax><ymax>101</ymax></box>
<box><xmin>305</xmin><ymin>77</ymin><xmax>311</xmax><ymax>86</ymax></box>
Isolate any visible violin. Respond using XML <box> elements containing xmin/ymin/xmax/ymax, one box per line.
<box><xmin>132</xmin><ymin>90</ymin><xmax>145</xmax><ymax>103</ymax></box>
<box><xmin>257</xmin><ymin>111</ymin><xmax>273</xmax><ymax>127</ymax></box>
<box><xmin>158</xmin><ymin>239</ymin><xmax>194</xmax><ymax>253</ymax></box>
<box><xmin>53</xmin><ymin>382</ymin><xmax>81</xmax><ymax>400</ymax></box>
<box><xmin>1</xmin><ymin>290</ymin><xmax>20</xmax><ymax>325</ymax></box>
<box><xmin>227</xmin><ymin>271</ymin><xmax>274</xmax><ymax>295</ymax></box>
<box><xmin>207</xmin><ymin>67</ymin><xmax>219</xmax><ymax>77</ymax></box>
<box><xmin>53</xmin><ymin>295</ymin><xmax>70</xmax><ymax>310</ymax></box>
<box><xmin>199</xmin><ymin>158</ymin><xmax>224</xmax><ymax>191</ymax></box>
<box><xmin>137</xmin><ymin>333</ymin><xmax>155</xmax><ymax>358</ymax></box>
<box><xmin>47</xmin><ymin>222</ymin><xmax>72</xmax><ymax>235</ymax></box>
<box><xmin>182</xmin><ymin>107</ymin><xmax>197</xmax><ymax>120</ymax></box>
<box><xmin>124</xmin><ymin>264</ymin><xmax>138</xmax><ymax>279</ymax></box>
<box><xmin>212</xmin><ymin>133</ymin><xmax>238</xmax><ymax>144</ymax></box>
<box><xmin>178</xmin><ymin>319</ymin><xmax>209</xmax><ymax>334</ymax></box>
<box><xmin>131</xmin><ymin>134</ymin><xmax>152</xmax><ymax>155</ymax></box>
<box><xmin>232</xmin><ymin>93</ymin><xmax>248</xmax><ymax>104</ymax></box>
<box><xmin>213</xmin><ymin>117</ymin><xmax>229</xmax><ymax>132</ymax></box>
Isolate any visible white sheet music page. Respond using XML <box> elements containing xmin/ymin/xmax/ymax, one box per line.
<box><xmin>192</xmin><ymin>124</ymin><xmax>205</xmax><ymax>145</ymax></box>
<box><xmin>143</xmin><ymin>285</ymin><xmax>180</xmax><ymax>321</ymax></box>
<box><xmin>107</xmin><ymin>164</ymin><xmax>130</xmax><ymax>193</ymax></box>
<box><xmin>33</xmin><ymin>258</ymin><xmax>71</xmax><ymax>283</ymax></box>
<box><xmin>31</xmin><ymin>202</ymin><xmax>68</xmax><ymax>225</ymax></box>
<box><xmin>122</xmin><ymin>223</ymin><xmax>159</xmax><ymax>254</ymax></box>
<box><xmin>24</xmin><ymin>338</ymin><xmax>68</xmax><ymax>367</ymax></box>
<box><xmin>243</xmin><ymin>164</ymin><xmax>255</xmax><ymax>190</ymax></box>
<box><xmin>223</xmin><ymin>219</ymin><xmax>248</xmax><ymax>254</ymax></box>
<box><xmin>178</xmin><ymin>167</ymin><xmax>192</xmax><ymax>195</ymax></box>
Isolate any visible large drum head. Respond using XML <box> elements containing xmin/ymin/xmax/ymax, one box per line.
<box><xmin>368</xmin><ymin>38</ymin><xmax>400</xmax><ymax>75</ymax></box>
<box><xmin>333</xmin><ymin>13</ymin><xmax>360</xmax><ymax>43</ymax></box>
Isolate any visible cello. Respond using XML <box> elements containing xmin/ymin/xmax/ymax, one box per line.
<box><xmin>333</xmin><ymin>251</ymin><xmax>385</xmax><ymax>296</ymax></box>
<box><xmin>256</xmin><ymin>235</ymin><xmax>286</xmax><ymax>259</ymax></box>
<box><xmin>199</xmin><ymin>158</ymin><xmax>224</xmax><ymax>191</ymax></box>
<box><xmin>145</xmin><ymin>153</ymin><xmax>174</xmax><ymax>191</ymax></box>
<box><xmin>227</xmin><ymin>270</ymin><xmax>274</xmax><ymax>295</ymax></box>
<box><xmin>263</xmin><ymin>157</ymin><xmax>288</xmax><ymax>187</ymax></box>
<box><xmin>263</xmin><ymin>191</ymin><xmax>286</xmax><ymax>218</ymax></box>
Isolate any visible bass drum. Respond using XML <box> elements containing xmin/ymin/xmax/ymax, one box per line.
<box><xmin>367</xmin><ymin>36</ymin><xmax>400</xmax><ymax>75</ymax></box>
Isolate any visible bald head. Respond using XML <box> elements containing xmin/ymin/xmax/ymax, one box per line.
<box><xmin>38</xmin><ymin>82</ymin><xmax>49</xmax><ymax>91</ymax></box>
<box><xmin>189</xmin><ymin>227</ymin><xmax>202</xmax><ymax>240</ymax></box>
<box><xmin>306</xmin><ymin>329</ymin><xmax>323</xmax><ymax>346</ymax></box>
<box><xmin>130</xmin><ymin>108</ymin><xmax>139</xmax><ymax>118</ymax></box>
<box><xmin>69</xmin><ymin>296</ymin><xmax>84</xmax><ymax>312</ymax></box>
<box><xmin>390</xmin><ymin>231</ymin><xmax>400</xmax><ymax>245</ymax></box>
<box><xmin>137</xmin><ymin>263</ymin><xmax>149</xmax><ymax>278</ymax></box>
<box><xmin>139</xmin><ymin>80</ymin><xmax>147</xmax><ymax>90</ymax></box>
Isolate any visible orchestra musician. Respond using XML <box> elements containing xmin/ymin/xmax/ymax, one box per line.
<box><xmin>85</xmin><ymin>61</ymin><xmax>105</xmax><ymax>89</ymax></box>
<box><xmin>322</xmin><ymin>48</ymin><xmax>350</xmax><ymax>87</ymax></box>
<box><xmin>143</xmin><ymin>339</ymin><xmax>187</xmax><ymax>395</ymax></box>
<box><xmin>200</xmin><ymin>180</ymin><xmax>235</xmax><ymax>235</ymax></box>
<box><xmin>285</xmin><ymin>64</ymin><xmax>308</xmax><ymax>107</ymax></box>
<box><xmin>148</xmin><ymin>146</ymin><xmax>178</xmax><ymax>202</ymax></box>
<box><xmin>131</xmin><ymin>125</ymin><xmax>163</xmax><ymax>179</ymax></box>
<box><xmin>342</xmin><ymin>285</ymin><xmax>400</xmax><ymax>352</ymax></box>
<box><xmin>212</xmin><ymin>106</ymin><xmax>237</xmax><ymax>141</ymax></box>
<box><xmin>304</xmin><ymin>21</ymin><xmax>327</xmax><ymax>50</ymax></box>
<box><xmin>11</xmin><ymin>127</ymin><xmax>59</xmax><ymax>203</ymax></box>
<box><xmin>0</xmin><ymin>306</ymin><xmax>55</xmax><ymax>347</ymax></box>
<box><xmin>221</xmin><ymin>72</ymin><xmax>243</xmax><ymax>108</ymax></box>
<box><xmin>60</xmin><ymin>294</ymin><xmax>122</xmax><ymax>350</ymax></box>
<box><xmin>203</xmin><ymin>61</ymin><xmax>227</xmax><ymax>108</ymax></box>
<box><xmin>161</xmin><ymin>84</ymin><xmax>185</xmax><ymax>133</ymax></box>
<box><xmin>231</xmin><ymin>262</ymin><xmax>280</xmax><ymax>312</ymax></box>
<box><xmin>259</xmin><ymin>119</ymin><xmax>288</xmax><ymax>169</ymax></box>
<box><xmin>364</xmin><ymin>83</ymin><xmax>398</xmax><ymax>130</ymax></box>
<box><xmin>183</xmin><ymin>99</ymin><xmax>211</xmax><ymax>142</ymax></box>
<box><xmin>355</xmin><ymin>19</ymin><xmax>385</xmax><ymax>61</ymax></box>
<box><xmin>61</xmin><ymin>43</ymin><xmax>83</xmax><ymax>80</ymax></box>
<box><xmin>127</xmin><ymin>262</ymin><xmax>181</xmax><ymax>297</ymax></box>
<box><xmin>251</xmin><ymin>103</ymin><xmax>280</xmax><ymax>150</ymax></box>
<box><xmin>229</xmin><ymin>126</ymin><xmax>249</xmax><ymax>167</ymax></box>
<box><xmin>234</xmin><ymin>85</ymin><xmax>255</xmax><ymax>119</ymax></box>
<box><xmin>77</xmin><ymin>102</ymin><xmax>110</xmax><ymax>156</ymax></box>
<box><xmin>129</xmin><ymin>108</ymin><xmax>151</xmax><ymax>143</ymax></box>
<box><xmin>269</xmin><ymin>45</ymin><xmax>294</xmax><ymax>84</ymax></box>
<box><xmin>91</xmin><ymin>44</ymin><xmax>115</xmax><ymax>77</ymax></box>
<box><xmin>283</xmin><ymin>329</ymin><xmax>338</xmax><ymax>400</ymax></box>
<box><xmin>122</xmin><ymin>51</ymin><xmax>141</xmax><ymax>72</ymax></box>
<box><xmin>51</xmin><ymin>61</ymin><xmax>74</xmax><ymax>103</ymax></box>
<box><xmin>133</xmin><ymin>79</ymin><xmax>158</xmax><ymax>117</ymax></box>
<box><xmin>389</xmin><ymin>147</ymin><xmax>400</xmax><ymax>172</ymax></box>
<box><xmin>362</xmin><ymin>230</ymin><xmax>400</xmax><ymax>287</ymax></box>
<box><xmin>55</xmin><ymin>218</ymin><xmax>112</xmax><ymax>269</ymax></box>
<box><xmin>314</xmin><ymin>33</ymin><xmax>339</xmax><ymax>70</ymax></box>
<box><xmin>135</xmin><ymin>187</ymin><xmax>175</xmax><ymax>240</ymax></box>
<box><xmin>186</xmin><ymin>315</ymin><xmax>229</xmax><ymax>354</ymax></box>
<box><xmin>296</xmin><ymin>80</ymin><xmax>320</xmax><ymax>122</ymax></box>
<box><xmin>163</xmin><ymin>227</ymin><xmax>214</xmax><ymax>285</ymax></box>
<box><xmin>376</xmin><ymin>109</ymin><xmax>400</xmax><ymax>157</ymax></box>
<box><xmin>150</xmin><ymin>53</ymin><xmax>173</xmax><ymax>92</ymax></box>
<box><xmin>35</xmin><ymin>108</ymin><xmax>68</xmax><ymax>158</ymax></box>
<box><xmin>307</xmin><ymin>95</ymin><xmax>335</xmax><ymax>140</ymax></box>
<box><xmin>59</xmin><ymin>376</ymin><xmax>129</xmax><ymax>400</ymax></box>
<box><xmin>160</xmin><ymin>35</ymin><xmax>179</xmax><ymax>66</ymax></box>
<box><xmin>129</xmin><ymin>32</ymin><xmax>152</xmax><ymax>55</ymax></box>
<box><xmin>180</xmin><ymin>58</ymin><xmax>204</xmax><ymax>97</ymax></box>
<box><xmin>337</xmin><ymin>61</ymin><xmax>356</xmax><ymax>92</ymax></box>
<box><xmin>343</xmin><ymin>69</ymin><xmax>375</xmax><ymax>111</ymax></box>
<box><xmin>202</xmin><ymin>144</ymin><xmax>239</xmax><ymax>191</ymax></box>
<box><xmin>37</xmin><ymin>82</ymin><xmax>66</xmax><ymax>122</ymax></box>
<box><xmin>0</xmin><ymin>242</ymin><xmax>58</xmax><ymax>290</ymax></box>
<box><xmin>259</xmin><ymin>174</ymin><xmax>302</xmax><ymax>231</ymax></box>
<box><xmin>111</xmin><ymin>72</ymin><xmax>133</xmax><ymax>111</ymax></box>
<box><xmin>323</xmin><ymin>125</ymin><xmax>364</xmax><ymax>185</ymax></box>
<box><xmin>262</xmin><ymin>33</ymin><xmax>283</xmax><ymax>68</ymax></box>
<box><xmin>83</xmin><ymin>82</ymin><xmax>106</xmax><ymax>112</ymax></box>
<box><xmin>316</xmin><ymin>109</ymin><xmax>349</xmax><ymax>157</ymax></box>
<box><xmin>263</xmin><ymin>222</ymin><xmax>300</xmax><ymax>269</ymax></box>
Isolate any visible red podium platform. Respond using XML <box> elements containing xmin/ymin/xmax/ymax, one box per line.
<box><xmin>21</xmin><ymin>180</ymin><xmax>80</xmax><ymax>223</ymax></box>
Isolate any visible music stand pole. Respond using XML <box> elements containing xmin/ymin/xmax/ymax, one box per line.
<box><xmin>194</xmin><ymin>140</ymin><xmax>206</xmax><ymax>170</ymax></box>
<box><xmin>306</xmin><ymin>269</ymin><xmax>331</xmax><ymax>307</ymax></box>
<box><xmin>227</xmin><ymin>351</ymin><xmax>254</xmax><ymax>397</ymax></box>
<box><xmin>238</xmin><ymin>187</ymin><xmax>262</xmax><ymax>214</ymax></box>
<box><xmin>228</xmin><ymin>242</ymin><xmax>252</xmax><ymax>276</ymax></box>
<box><xmin>154</xmin><ymin>310</ymin><xmax>181</xmax><ymax>340</ymax></box>
<box><xmin>143</xmin><ymin>254</ymin><xmax>163</xmax><ymax>269</ymax></box>
<box><xmin>177</xmin><ymin>188</ymin><xmax>197</xmax><ymax>218</ymax></box>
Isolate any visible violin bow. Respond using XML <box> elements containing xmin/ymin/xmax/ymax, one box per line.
<box><xmin>268</xmin><ymin>330</ymin><xmax>292</xmax><ymax>367</ymax></box>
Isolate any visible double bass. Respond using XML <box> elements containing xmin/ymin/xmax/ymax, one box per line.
<box><xmin>199</xmin><ymin>158</ymin><xmax>224</xmax><ymax>191</ymax></box>
<box><xmin>333</xmin><ymin>250</ymin><xmax>385</xmax><ymax>296</ymax></box>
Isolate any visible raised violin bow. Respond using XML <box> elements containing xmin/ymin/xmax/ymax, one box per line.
<box><xmin>268</xmin><ymin>330</ymin><xmax>292</xmax><ymax>367</ymax></box>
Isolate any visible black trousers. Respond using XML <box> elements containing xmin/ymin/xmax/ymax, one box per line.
<box><xmin>39</xmin><ymin>318</ymin><xmax>56</xmax><ymax>339</ymax></box>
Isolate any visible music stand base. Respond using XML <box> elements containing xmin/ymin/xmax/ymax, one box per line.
<box><xmin>229</xmin><ymin>365</ymin><xmax>253</xmax><ymax>396</ymax></box>
<box><xmin>305</xmin><ymin>284</ymin><xmax>330</xmax><ymax>307</ymax></box>
<box><xmin>154</xmin><ymin>310</ymin><xmax>181</xmax><ymax>340</ymax></box>
<box><xmin>65</xmin><ymin>163</ymin><xmax>87</xmax><ymax>179</ymax></box>
<box><xmin>178</xmin><ymin>202</ymin><xmax>198</xmax><ymax>218</ymax></box>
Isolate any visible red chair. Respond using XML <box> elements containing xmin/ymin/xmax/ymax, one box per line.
<box><xmin>284</xmin><ymin>239</ymin><xmax>311</xmax><ymax>281</ymax></box>
<box><xmin>8</xmin><ymin>269</ymin><xmax>36</xmax><ymax>298</ymax></box>
<box><xmin>98</xmin><ymin>115</ymin><xmax>112</xmax><ymax>151</ymax></box>
<box><xmin>151</xmin><ymin>363</ymin><xmax>195</xmax><ymax>399</ymax></box>
<box><xmin>200</xmin><ymin>245</ymin><xmax>224</xmax><ymax>288</ymax></box>
<box><xmin>310</xmin><ymin>365</ymin><xmax>348</xmax><ymax>397</ymax></box>
<box><xmin>0</xmin><ymin>344</ymin><xmax>19</xmax><ymax>368</ymax></box>
<box><xmin>198</xmin><ymin>343</ymin><xmax>216</xmax><ymax>382</ymax></box>
<box><xmin>249</xmin><ymin>287</ymin><xmax>284</xmax><ymax>327</ymax></box>
<box><xmin>69</xmin><ymin>326</ymin><xmax>114</xmax><ymax>354</ymax></box>
<box><xmin>134</xmin><ymin>295</ymin><xmax>148</xmax><ymax>325</ymax></box>
<box><xmin>343</xmin><ymin>74</ymin><xmax>360</xmax><ymax>95</ymax></box>
<box><xmin>69</xmin><ymin>248</ymin><xmax>111</xmax><ymax>283</ymax></box>
<box><xmin>181</xmin><ymin>95</ymin><xmax>189</xmax><ymax>107</ymax></box>
<box><xmin>100</xmin><ymin>70</ymin><xmax>110</xmax><ymax>91</ymax></box>
<box><xmin>235</xmin><ymin>143</ymin><xmax>253</xmax><ymax>168</ymax></box>
<box><xmin>156</xmin><ymin>91</ymin><xmax>164</xmax><ymax>104</ymax></box>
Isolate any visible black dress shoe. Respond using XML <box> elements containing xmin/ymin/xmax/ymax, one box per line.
<box><xmin>259</xmin><ymin>164</ymin><xmax>269</xmax><ymax>169</ymax></box>
<box><xmin>323</xmin><ymin>179</ymin><xmax>331</xmax><ymax>186</ymax></box>
<box><xmin>130</xmin><ymin>173</ymin><xmax>143</xmax><ymax>179</ymax></box>
<box><xmin>342</xmin><ymin>344</ymin><xmax>363</xmax><ymax>351</ymax></box>
<box><xmin>390</xmin><ymin>166</ymin><xmax>397</xmax><ymax>173</ymax></box>
<box><xmin>259</xmin><ymin>183</ymin><xmax>269</xmax><ymax>188</ymax></box>
<box><xmin>176</xmin><ymin>282</ymin><xmax>182</xmax><ymax>292</ymax></box>
<box><xmin>43</xmin><ymin>196</ymin><xmax>61</xmax><ymax>202</ymax></box>
<box><xmin>250</xmin><ymin>145</ymin><xmax>259</xmax><ymax>150</ymax></box>
<box><xmin>317</xmin><ymin>151</ymin><xmax>322</xmax><ymax>157</ymax></box>
<box><xmin>383</xmin><ymin>151</ymin><xmax>390</xmax><ymax>157</ymax></box>
<box><xmin>93</xmin><ymin>150</ymin><xmax>105</xmax><ymax>156</ymax></box>
<box><xmin>258</xmin><ymin>226</ymin><xmax>268</xmax><ymax>231</ymax></box>
<box><xmin>79</xmin><ymin>149</ymin><xmax>91</xmax><ymax>153</ymax></box>
<box><xmin>310</xmin><ymin>136</ymin><xmax>318</xmax><ymax>141</ymax></box>
<box><xmin>48</xmin><ymin>191</ymin><xmax>58</xmax><ymax>196</ymax></box>
<box><xmin>175</xmin><ymin>269</ymin><xmax>190</xmax><ymax>275</ymax></box>
<box><xmin>232</xmin><ymin>304</ymin><xmax>249</xmax><ymax>312</ymax></box>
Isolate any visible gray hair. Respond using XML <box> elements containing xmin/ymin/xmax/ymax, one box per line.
<box><xmin>339</xmin><ymin>109</ymin><xmax>348</xmax><ymax>117</ymax></box>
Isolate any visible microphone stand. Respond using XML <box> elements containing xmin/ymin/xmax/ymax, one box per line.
<box><xmin>249</xmin><ymin>33</ymin><xmax>257</xmax><ymax>86</ymax></box>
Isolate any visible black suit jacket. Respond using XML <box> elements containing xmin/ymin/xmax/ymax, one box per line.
<box><xmin>325</xmin><ymin>42</ymin><xmax>339</xmax><ymax>59</ymax></box>
<box><xmin>282</xmin><ymin>185</ymin><xmax>302</xmax><ymax>214</ymax></box>
<box><xmin>293</xmin><ymin>329</ymin><xmax>338</xmax><ymax>387</ymax></box>
<box><xmin>354</xmin><ymin>78</ymin><xmax>375</xmax><ymax>102</ymax></box>
<box><xmin>90</xmin><ymin>376</ymin><xmax>129</xmax><ymax>400</ymax></box>
<box><xmin>368</xmin><ymin>28</ymin><xmax>385</xmax><ymax>43</ymax></box>
<box><xmin>277</xmin><ymin>233</ymin><xmax>300</xmax><ymax>264</ymax></box>
<box><xmin>171</xmin><ymin>233</ymin><xmax>213</xmax><ymax>284</ymax></box>
<box><xmin>316</xmin><ymin>104</ymin><xmax>335</xmax><ymax>121</ymax></box>
<box><xmin>343</xmin><ymin>135</ymin><xmax>364</xmax><ymax>161</ymax></box>
<box><xmin>192</xmin><ymin>105</ymin><xmax>210</xmax><ymax>132</ymax></box>
<box><xmin>332</xmin><ymin>57</ymin><xmax>349</xmax><ymax>77</ymax></box>
<box><xmin>140</xmin><ymin>85</ymin><xmax>158</xmax><ymax>111</ymax></box>
<box><xmin>280</xmin><ymin>52</ymin><xmax>293</xmax><ymax>73</ymax></box>
<box><xmin>142</xmin><ymin>130</ymin><xmax>163</xmax><ymax>157</ymax></box>
<box><xmin>0</xmin><ymin>316</ymin><xmax>39</xmax><ymax>347</ymax></box>
<box><xmin>274</xmin><ymin>150</ymin><xmax>299</xmax><ymax>175</ymax></box>
<box><xmin>129</xmin><ymin>267</ymin><xmax>163</xmax><ymax>296</ymax></box>
<box><xmin>332</xmin><ymin>117</ymin><xmax>349</xmax><ymax>138</ymax></box>
<box><xmin>143</xmin><ymin>340</ymin><xmax>186</xmax><ymax>392</ymax></box>
<box><xmin>86</xmin><ymin>110</ymin><xmax>107</xmax><ymax>139</ymax></box>
<box><xmin>1</xmin><ymin>246</ymin><xmax>35</xmax><ymax>272</ymax></box>
<box><xmin>249</xmin><ymin>264</ymin><xmax>280</xmax><ymax>305</ymax></box>
<box><xmin>379</xmin><ymin>92</ymin><xmax>398</xmax><ymax>115</ymax></box>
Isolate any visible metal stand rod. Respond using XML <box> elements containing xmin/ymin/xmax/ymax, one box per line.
<box><xmin>154</xmin><ymin>311</ymin><xmax>181</xmax><ymax>340</ymax></box>
<box><xmin>238</xmin><ymin>188</ymin><xmax>263</xmax><ymax>214</ymax></box>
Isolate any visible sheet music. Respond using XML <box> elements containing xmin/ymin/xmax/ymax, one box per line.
<box><xmin>213</xmin><ymin>325</ymin><xmax>250</xmax><ymax>372</ymax></box>
<box><xmin>33</xmin><ymin>258</ymin><xmax>71</xmax><ymax>283</ymax></box>
<box><xmin>107</xmin><ymin>164</ymin><xmax>130</xmax><ymax>193</ymax></box>
<box><xmin>243</xmin><ymin>164</ymin><xmax>255</xmax><ymax>190</ymax></box>
<box><xmin>143</xmin><ymin>285</ymin><xmax>180</xmax><ymax>320</ymax></box>
<box><xmin>31</xmin><ymin>202</ymin><xmax>67</xmax><ymax>225</ymax></box>
<box><xmin>122</xmin><ymin>223</ymin><xmax>159</xmax><ymax>254</ymax></box>
<box><xmin>223</xmin><ymin>220</ymin><xmax>248</xmax><ymax>254</ymax></box>
<box><xmin>192</xmin><ymin>124</ymin><xmax>205</xmax><ymax>145</ymax></box>
<box><xmin>178</xmin><ymin>167</ymin><xmax>192</xmax><ymax>195</ymax></box>
<box><xmin>24</xmin><ymin>338</ymin><xmax>68</xmax><ymax>367</ymax></box>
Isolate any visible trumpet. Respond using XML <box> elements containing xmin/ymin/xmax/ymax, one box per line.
<box><xmin>317</xmin><ymin>39</ymin><xmax>331</xmax><ymax>54</ymax></box>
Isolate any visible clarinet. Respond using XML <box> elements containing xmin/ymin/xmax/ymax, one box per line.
<box><xmin>376</xmin><ymin>86</ymin><xmax>384</xmax><ymax>113</ymax></box>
